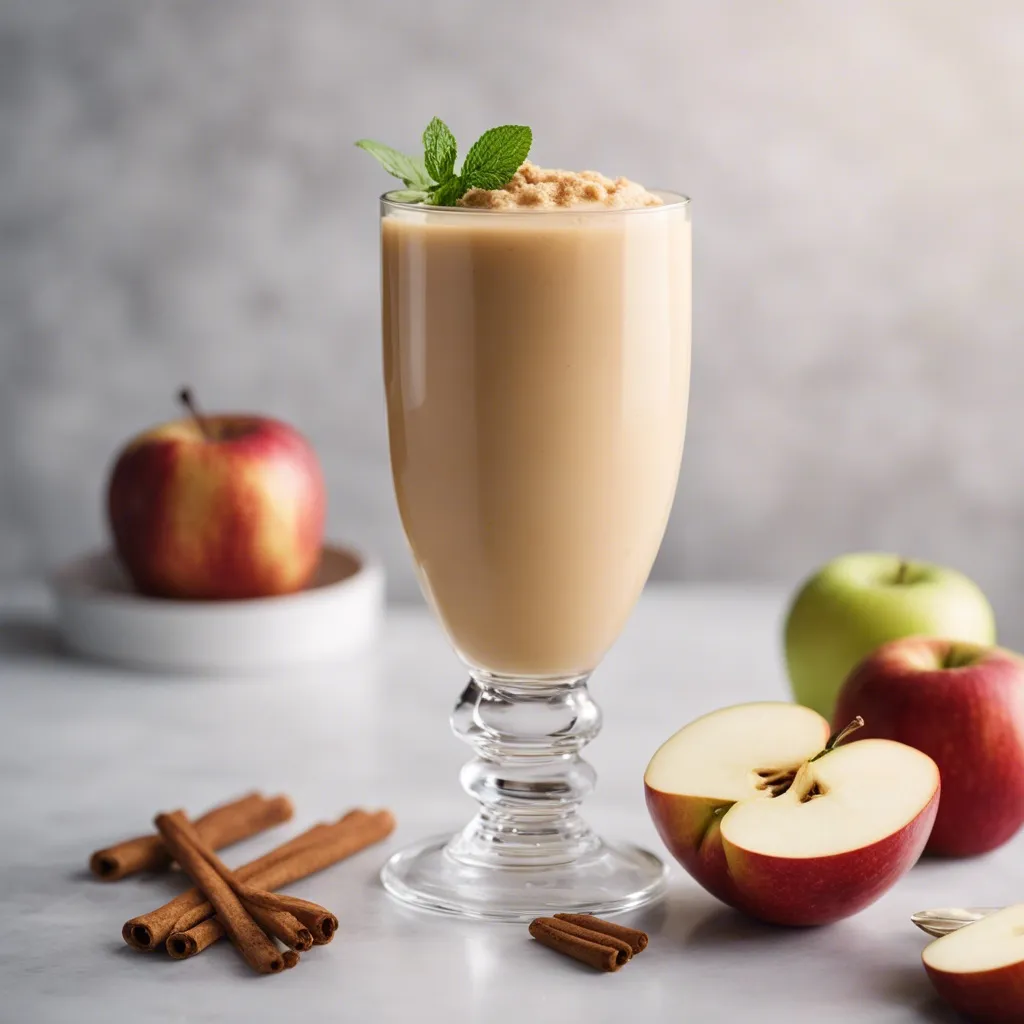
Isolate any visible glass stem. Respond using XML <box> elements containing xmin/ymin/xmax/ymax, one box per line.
<box><xmin>447</xmin><ymin>671</ymin><xmax>602</xmax><ymax>867</ymax></box>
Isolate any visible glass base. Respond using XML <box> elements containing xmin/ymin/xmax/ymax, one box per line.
<box><xmin>381</xmin><ymin>832</ymin><xmax>668</xmax><ymax>922</ymax></box>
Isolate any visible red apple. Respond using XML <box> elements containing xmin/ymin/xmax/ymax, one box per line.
<box><xmin>107</xmin><ymin>389</ymin><xmax>326</xmax><ymax>600</ymax></box>
<box><xmin>923</xmin><ymin>904</ymin><xmax>1024</xmax><ymax>1023</ymax></box>
<box><xmin>834</xmin><ymin>637</ymin><xmax>1024</xmax><ymax>857</ymax></box>
<box><xmin>644</xmin><ymin>702</ymin><xmax>940</xmax><ymax>926</ymax></box>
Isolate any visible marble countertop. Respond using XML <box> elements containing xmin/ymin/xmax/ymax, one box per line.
<box><xmin>0</xmin><ymin>582</ymin><xmax>1015</xmax><ymax>1023</ymax></box>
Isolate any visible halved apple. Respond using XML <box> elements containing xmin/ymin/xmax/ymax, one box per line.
<box><xmin>644</xmin><ymin>702</ymin><xmax>940</xmax><ymax>926</ymax></box>
<box><xmin>923</xmin><ymin>905</ymin><xmax>1024</xmax><ymax>1023</ymax></box>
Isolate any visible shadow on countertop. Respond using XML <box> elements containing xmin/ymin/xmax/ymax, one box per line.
<box><xmin>629</xmin><ymin>887</ymin><xmax>963</xmax><ymax>1022</ymax></box>
<box><xmin>0</xmin><ymin>612</ymin><xmax>63</xmax><ymax>660</ymax></box>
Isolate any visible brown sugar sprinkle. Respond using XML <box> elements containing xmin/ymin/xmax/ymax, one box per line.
<box><xmin>459</xmin><ymin>161</ymin><xmax>663</xmax><ymax>210</ymax></box>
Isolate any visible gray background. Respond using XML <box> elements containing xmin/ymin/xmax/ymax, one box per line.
<box><xmin>2</xmin><ymin>1</ymin><xmax>1022</xmax><ymax>637</ymax></box>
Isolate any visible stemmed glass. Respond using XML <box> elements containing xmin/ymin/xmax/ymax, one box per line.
<box><xmin>378</xmin><ymin>190</ymin><xmax>692</xmax><ymax>920</ymax></box>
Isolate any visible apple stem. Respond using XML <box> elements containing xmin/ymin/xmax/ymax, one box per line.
<box><xmin>810</xmin><ymin>716</ymin><xmax>865</xmax><ymax>763</ymax></box>
<box><xmin>178</xmin><ymin>387</ymin><xmax>212</xmax><ymax>441</ymax></box>
<box><xmin>894</xmin><ymin>561</ymin><xmax>910</xmax><ymax>584</ymax></box>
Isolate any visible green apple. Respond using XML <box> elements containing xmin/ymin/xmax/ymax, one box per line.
<box><xmin>784</xmin><ymin>553</ymin><xmax>995</xmax><ymax>719</ymax></box>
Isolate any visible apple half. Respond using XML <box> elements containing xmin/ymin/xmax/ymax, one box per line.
<box><xmin>644</xmin><ymin>702</ymin><xmax>940</xmax><ymax>926</ymax></box>
<box><xmin>923</xmin><ymin>904</ymin><xmax>1024</xmax><ymax>1023</ymax></box>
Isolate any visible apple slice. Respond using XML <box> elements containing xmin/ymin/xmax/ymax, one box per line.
<box><xmin>645</xmin><ymin>702</ymin><xmax>940</xmax><ymax>926</ymax></box>
<box><xmin>923</xmin><ymin>905</ymin><xmax>1024</xmax><ymax>1023</ymax></box>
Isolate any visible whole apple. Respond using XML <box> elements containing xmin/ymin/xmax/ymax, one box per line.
<box><xmin>784</xmin><ymin>553</ymin><xmax>995</xmax><ymax>719</ymax></box>
<box><xmin>834</xmin><ymin>637</ymin><xmax>1024</xmax><ymax>857</ymax></box>
<box><xmin>644</xmin><ymin>702</ymin><xmax>939</xmax><ymax>926</ymax></box>
<box><xmin>107</xmin><ymin>389</ymin><xmax>326</xmax><ymax>600</ymax></box>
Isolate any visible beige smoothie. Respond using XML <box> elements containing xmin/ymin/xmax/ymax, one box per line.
<box><xmin>383</xmin><ymin>163</ymin><xmax>691</xmax><ymax>678</ymax></box>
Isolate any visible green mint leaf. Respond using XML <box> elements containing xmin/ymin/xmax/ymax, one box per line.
<box><xmin>422</xmin><ymin>117</ymin><xmax>457</xmax><ymax>184</ymax></box>
<box><xmin>358</xmin><ymin>120</ymin><xmax>534</xmax><ymax>206</ymax></box>
<box><xmin>460</xmin><ymin>125</ymin><xmax>532</xmax><ymax>191</ymax></box>
<box><xmin>355</xmin><ymin>139</ymin><xmax>432</xmax><ymax>189</ymax></box>
<box><xmin>429</xmin><ymin>176</ymin><xmax>464</xmax><ymax>207</ymax></box>
<box><xmin>387</xmin><ymin>189</ymin><xmax>430</xmax><ymax>204</ymax></box>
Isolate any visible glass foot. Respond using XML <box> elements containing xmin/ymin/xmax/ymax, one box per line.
<box><xmin>381</xmin><ymin>832</ymin><xmax>668</xmax><ymax>922</ymax></box>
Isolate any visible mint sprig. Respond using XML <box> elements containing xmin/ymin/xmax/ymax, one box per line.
<box><xmin>356</xmin><ymin>118</ymin><xmax>532</xmax><ymax>206</ymax></box>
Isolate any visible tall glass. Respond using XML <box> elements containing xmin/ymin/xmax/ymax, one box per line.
<box><xmin>379</xmin><ymin>191</ymin><xmax>691</xmax><ymax>920</ymax></box>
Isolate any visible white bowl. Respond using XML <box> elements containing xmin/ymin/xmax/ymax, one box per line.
<box><xmin>49</xmin><ymin>544</ymin><xmax>384</xmax><ymax>674</ymax></box>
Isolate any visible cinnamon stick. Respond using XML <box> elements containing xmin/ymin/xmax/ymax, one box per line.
<box><xmin>167</xmin><ymin>901</ymin><xmax>319</xmax><ymax>960</ymax></box>
<box><xmin>534</xmin><ymin>918</ymin><xmax>633</xmax><ymax>962</ymax></box>
<box><xmin>126</xmin><ymin>809</ymin><xmax>394</xmax><ymax>955</ymax></box>
<box><xmin>155</xmin><ymin>810</ymin><xmax>284</xmax><ymax>975</ymax></box>
<box><xmin>247</xmin><ymin>905</ymin><xmax>313</xmax><ymax>952</ymax></box>
<box><xmin>164</xmin><ymin>804</ymin><xmax>339</xmax><ymax>953</ymax></box>
<box><xmin>166</xmin><ymin>923</ymin><xmax>213</xmax><ymax>960</ymax></box>
<box><xmin>167</xmin><ymin>809</ymin><xmax>388</xmax><ymax>945</ymax></box>
<box><xmin>238</xmin><ymin>809</ymin><xmax>394</xmax><ymax>893</ymax></box>
<box><xmin>168</xmin><ymin>907</ymin><xmax>314</xmax><ymax>958</ymax></box>
<box><xmin>553</xmin><ymin>913</ymin><xmax>649</xmax><ymax>954</ymax></box>
<box><xmin>163</xmin><ymin>809</ymin><xmax>392</xmax><ymax>957</ymax></box>
<box><xmin>529</xmin><ymin>918</ymin><xmax>630</xmax><ymax>972</ymax></box>
<box><xmin>165</xmin><ymin>811</ymin><xmax>392</xmax><ymax>958</ymax></box>
<box><xmin>90</xmin><ymin>792</ymin><xmax>292</xmax><ymax>881</ymax></box>
<box><xmin>123</xmin><ymin>815</ymin><xmax>351</xmax><ymax>952</ymax></box>
<box><xmin>233</xmin><ymin>889</ymin><xmax>338</xmax><ymax>945</ymax></box>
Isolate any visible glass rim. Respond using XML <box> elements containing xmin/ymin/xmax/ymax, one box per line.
<box><xmin>380</xmin><ymin>187</ymin><xmax>690</xmax><ymax>216</ymax></box>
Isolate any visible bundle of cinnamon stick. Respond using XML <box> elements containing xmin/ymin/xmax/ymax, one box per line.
<box><xmin>90</xmin><ymin>791</ymin><xmax>394</xmax><ymax>974</ymax></box>
<box><xmin>529</xmin><ymin>915</ymin><xmax>650</xmax><ymax>972</ymax></box>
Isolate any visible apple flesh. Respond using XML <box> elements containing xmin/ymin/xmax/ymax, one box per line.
<box><xmin>644</xmin><ymin>702</ymin><xmax>940</xmax><ymax>926</ymax></box>
<box><xmin>923</xmin><ymin>904</ymin><xmax>1024</xmax><ymax>1024</ymax></box>
<box><xmin>108</xmin><ymin>398</ymin><xmax>326</xmax><ymax>600</ymax></box>
<box><xmin>834</xmin><ymin>637</ymin><xmax>1024</xmax><ymax>857</ymax></box>
<box><xmin>784</xmin><ymin>552</ymin><xmax>996</xmax><ymax>720</ymax></box>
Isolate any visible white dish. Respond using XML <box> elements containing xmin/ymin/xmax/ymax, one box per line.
<box><xmin>49</xmin><ymin>544</ymin><xmax>384</xmax><ymax>674</ymax></box>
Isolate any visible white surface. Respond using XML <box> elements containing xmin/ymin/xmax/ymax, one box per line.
<box><xmin>49</xmin><ymin>545</ymin><xmax>384</xmax><ymax>673</ymax></box>
<box><xmin>0</xmin><ymin>583</ymin><xmax>1019</xmax><ymax>1023</ymax></box>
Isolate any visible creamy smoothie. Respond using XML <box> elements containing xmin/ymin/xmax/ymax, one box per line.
<box><xmin>382</xmin><ymin>164</ymin><xmax>691</xmax><ymax>678</ymax></box>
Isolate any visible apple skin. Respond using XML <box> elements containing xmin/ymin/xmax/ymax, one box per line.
<box><xmin>645</xmin><ymin>782</ymin><xmax>938</xmax><ymax>926</ymax></box>
<box><xmin>107</xmin><ymin>413</ymin><xmax>326</xmax><ymax>600</ymax></box>
<box><xmin>834</xmin><ymin>637</ymin><xmax>1024</xmax><ymax>857</ymax></box>
<box><xmin>785</xmin><ymin>553</ymin><xmax>995</xmax><ymax>720</ymax></box>
<box><xmin>925</xmin><ymin>959</ymin><xmax>1024</xmax><ymax>1024</ymax></box>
